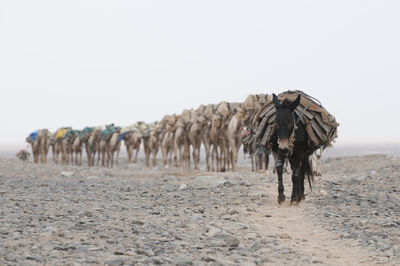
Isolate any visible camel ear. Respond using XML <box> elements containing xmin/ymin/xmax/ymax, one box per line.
<box><xmin>273</xmin><ymin>94</ymin><xmax>280</xmax><ymax>109</ymax></box>
<box><xmin>289</xmin><ymin>95</ymin><xmax>301</xmax><ymax>111</ymax></box>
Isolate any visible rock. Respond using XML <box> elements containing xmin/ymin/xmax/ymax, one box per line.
<box><xmin>136</xmin><ymin>248</ymin><xmax>155</xmax><ymax>257</ymax></box>
<box><xmin>207</xmin><ymin>233</ymin><xmax>240</xmax><ymax>248</ymax></box>
<box><xmin>174</xmin><ymin>255</ymin><xmax>193</xmax><ymax>266</ymax></box>
<box><xmin>151</xmin><ymin>256</ymin><xmax>164</xmax><ymax>264</ymax></box>
<box><xmin>105</xmin><ymin>259</ymin><xmax>124</xmax><ymax>266</ymax></box>
<box><xmin>84</xmin><ymin>257</ymin><xmax>98</xmax><ymax>264</ymax></box>
<box><xmin>192</xmin><ymin>176</ymin><xmax>226</xmax><ymax>189</ymax></box>
<box><xmin>319</xmin><ymin>190</ymin><xmax>328</xmax><ymax>196</ymax></box>
<box><xmin>86</xmin><ymin>176</ymin><xmax>99</xmax><ymax>180</ymax></box>
<box><xmin>277</xmin><ymin>233</ymin><xmax>292</xmax><ymax>240</ymax></box>
<box><xmin>178</xmin><ymin>184</ymin><xmax>188</xmax><ymax>191</ymax></box>
<box><xmin>227</xmin><ymin>209</ymin><xmax>239</xmax><ymax>215</ymax></box>
<box><xmin>132</xmin><ymin>220</ymin><xmax>145</xmax><ymax>225</ymax></box>
<box><xmin>163</xmin><ymin>176</ymin><xmax>178</xmax><ymax>182</ymax></box>
<box><xmin>201</xmin><ymin>256</ymin><xmax>217</xmax><ymax>262</ymax></box>
<box><xmin>61</xmin><ymin>171</ymin><xmax>74</xmax><ymax>177</ymax></box>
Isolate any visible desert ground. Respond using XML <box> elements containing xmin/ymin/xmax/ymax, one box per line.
<box><xmin>0</xmin><ymin>151</ymin><xmax>399</xmax><ymax>265</ymax></box>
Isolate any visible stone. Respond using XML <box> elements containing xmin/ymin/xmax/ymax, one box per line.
<box><xmin>207</xmin><ymin>233</ymin><xmax>240</xmax><ymax>248</ymax></box>
<box><xmin>61</xmin><ymin>171</ymin><xmax>74</xmax><ymax>177</ymax></box>
<box><xmin>178</xmin><ymin>184</ymin><xmax>188</xmax><ymax>191</ymax></box>
<box><xmin>277</xmin><ymin>233</ymin><xmax>292</xmax><ymax>240</ymax></box>
<box><xmin>136</xmin><ymin>248</ymin><xmax>155</xmax><ymax>257</ymax></box>
<box><xmin>105</xmin><ymin>259</ymin><xmax>124</xmax><ymax>266</ymax></box>
<box><xmin>319</xmin><ymin>190</ymin><xmax>328</xmax><ymax>196</ymax></box>
<box><xmin>174</xmin><ymin>255</ymin><xmax>193</xmax><ymax>266</ymax></box>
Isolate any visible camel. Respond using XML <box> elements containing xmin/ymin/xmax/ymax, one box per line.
<box><xmin>197</xmin><ymin>104</ymin><xmax>215</xmax><ymax>171</ymax></box>
<box><xmin>26</xmin><ymin>129</ymin><xmax>50</xmax><ymax>164</ymax></box>
<box><xmin>188</xmin><ymin>111</ymin><xmax>208</xmax><ymax>170</ymax></box>
<box><xmin>174</xmin><ymin>110</ymin><xmax>192</xmax><ymax>168</ymax></box>
<box><xmin>122</xmin><ymin>129</ymin><xmax>142</xmax><ymax>164</ymax></box>
<box><xmin>61</xmin><ymin>130</ymin><xmax>79</xmax><ymax>165</ymax></box>
<box><xmin>53</xmin><ymin>128</ymin><xmax>69</xmax><ymax>164</ymax></box>
<box><xmin>142</xmin><ymin>123</ymin><xmax>161</xmax><ymax>168</ymax></box>
<box><xmin>225</xmin><ymin>111</ymin><xmax>244</xmax><ymax>171</ymax></box>
<box><xmin>106</xmin><ymin>130</ymin><xmax>121</xmax><ymax>168</ymax></box>
<box><xmin>160</xmin><ymin>115</ymin><xmax>177</xmax><ymax>168</ymax></box>
<box><xmin>71</xmin><ymin>131</ymin><xmax>84</xmax><ymax>166</ymax></box>
<box><xmin>99</xmin><ymin>125</ymin><xmax>121</xmax><ymax>167</ymax></box>
<box><xmin>85</xmin><ymin>128</ymin><xmax>101</xmax><ymax>167</ymax></box>
<box><xmin>208</xmin><ymin>101</ymin><xmax>231</xmax><ymax>172</ymax></box>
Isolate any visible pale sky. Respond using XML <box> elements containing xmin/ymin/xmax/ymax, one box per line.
<box><xmin>1</xmin><ymin>0</ymin><xmax>399</xmax><ymax>145</ymax></box>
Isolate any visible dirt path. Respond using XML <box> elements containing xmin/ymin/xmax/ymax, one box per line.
<box><xmin>247</xmin><ymin>182</ymin><xmax>373</xmax><ymax>265</ymax></box>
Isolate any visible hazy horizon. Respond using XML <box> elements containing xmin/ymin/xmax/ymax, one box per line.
<box><xmin>1</xmin><ymin>1</ymin><xmax>399</xmax><ymax>144</ymax></box>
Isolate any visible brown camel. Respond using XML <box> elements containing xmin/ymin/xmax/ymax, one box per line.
<box><xmin>225</xmin><ymin>111</ymin><xmax>243</xmax><ymax>171</ymax></box>
<box><xmin>142</xmin><ymin>123</ymin><xmax>161</xmax><ymax>168</ymax></box>
<box><xmin>174</xmin><ymin>110</ymin><xmax>192</xmax><ymax>168</ymax></box>
<box><xmin>71</xmin><ymin>131</ymin><xmax>84</xmax><ymax>166</ymax></box>
<box><xmin>208</xmin><ymin>101</ymin><xmax>230</xmax><ymax>172</ymax></box>
<box><xmin>188</xmin><ymin>112</ymin><xmax>207</xmax><ymax>170</ymax></box>
<box><xmin>26</xmin><ymin>129</ymin><xmax>50</xmax><ymax>164</ymax></box>
<box><xmin>85</xmin><ymin>128</ymin><xmax>101</xmax><ymax>167</ymax></box>
<box><xmin>61</xmin><ymin>130</ymin><xmax>79</xmax><ymax>165</ymax></box>
<box><xmin>123</xmin><ymin>129</ymin><xmax>142</xmax><ymax>164</ymax></box>
<box><xmin>197</xmin><ymin>104</ymin><xmax>214</xmax><ymax>171</ymax></box>
<box><xmin>107</xmin><ymin>131</ymin><xmax>121</xmax><ymax>168</ymax></box>
<box><xmin>160</xmin><ymin>115</ymin><xmax>177</xmax><ymax>168</ymax></box>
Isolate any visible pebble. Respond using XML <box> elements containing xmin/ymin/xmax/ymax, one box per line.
<box><xmin>61</xmin><ymin>171</ymin><xmax>74</xmax><ymax>177</ymax></box>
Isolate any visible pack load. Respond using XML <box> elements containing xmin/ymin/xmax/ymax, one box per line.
<box><xmin>29</xmin><ymin>131</ymin><xmax>38</xmax><ymax>142</ymax></box>
<box><xmin>101</xmin><ymin>124</ymin><xmax>118</xmax><ymax>141</ymax></box>
<box><xmin>142</xmin><ymin>122</ymin><xmax>157</xmax><ymax>138</ymax></box>
<box><xmin>254</xmin><ymin>90</ymin><xmax>339</xmax><ymax>152</ymax></box>
<box><xmin>56</xmin><ymin>128</ymin><xmax>69</xmax><ymax>139</ymax></box>
<box><xmin>78</xmin><ymin>127</ymin><xmax>94</xmax><ymax>139</ymax></box>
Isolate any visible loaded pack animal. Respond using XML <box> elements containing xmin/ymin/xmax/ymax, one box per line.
<box><xmin>26</xmin><ymin>129</ymin><xmax>50</xmax><ymax>164</ymax></box>
<box><xmin>188</xmin><ymin>110</ymin><xmax>208</xmax><ymax>170</ymax></box>
<box><xmin>160</xmin><ymin>115</ymin><xmax>177</xmax><ymax>168</ymax></box>
<box><xmin>121</xmin><ymin>128</ymin><xmax>142</xmax><ymax>164</ymax></box>
<box><xmin>74</xmin><ymin>127</ymin><xmax>94</xmax><ymax>166</ymax></box>
<box><xmin>270</xmin><ymin>94</ymin><xmax>314</xmax><ymax>205</ymax></box>
<box><xmin>174</xmin><ymin>110</ymin><xmax>192</xmax><ymax>168</ymax></box>
<box><xmin>200</xmin><ymin>104</ymin><xmax>215</xmax><ymax>171</ymax></box>
<box><xmin>85</xmin><ymin>127</ymin><xmax>101</xmax><ymax>167</ymax></box>
<box><xmin>99</xmin><ymin>125</ymin><xmax>121</xmax><ymax>168</ymax></box>
<box><xmin>142</xmin><ymin>122</ymin><xmax>161</xmax><ymax>167</ymax></box>
<box><xmin>209</xmin><ymin>102</ymin><xmax>231</xmax><ymax>172</ymax></box>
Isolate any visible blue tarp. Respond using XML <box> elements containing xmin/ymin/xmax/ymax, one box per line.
<box><xmin>30</xmin><ymin>131</ymin><xmax>38</xmax><ymax>142</ymax></box>
<box><xmin>117</xmin><ymin>131</ymin><xmax>129</xmax><ymax>142</ymax></box>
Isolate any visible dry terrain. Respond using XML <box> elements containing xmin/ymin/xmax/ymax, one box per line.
<box><xmin>0</xmin><ymin>154</ymin><xmax>399</xmax><ymax>265</ymax></box>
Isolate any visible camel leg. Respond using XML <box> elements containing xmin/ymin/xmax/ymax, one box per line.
<box><xmin>168</xmin><ymin>147</ymin><xmax>172</xmax><ymax>168</ymax></box>
<box><xmin>101</xmin><ymin>150</ymin><xmax>105</xmax><ymax>167</ymax></box>
<box><xmin>144</xmin><ymin>147</ymin><xmax>150</xmax><ymax>167</ymax></box>
<box><xmin>192</xmin><ymin>149</ymin><xmax>198</xmax><ymax>170</ymax></box>
<box><xmin>161</xmin><ymin>145</ymin><xmax>167</xmax><ymax>167</ymax></box>
<box><xmin>152</xmin><ymin>150</ymin><xmax>157</xmax><ymax>167</ymax></box>
<box><xmin>127</xmin><ymin>145</ymin><xmax>131</xmax><ymax>164</ymax></box>
<box><xmin>204</xmin><ymin>144</ymin><xmax>210</xmax><ymax>171</ymax></box>
<box><xmin>232</xmin><ymin>146</ymin><xmax>238</xmax><ymax>172</ymax></box>
<box><xmin>134</xmin><ymin>148</ymin><xmax>139</xmax><ymax>164</ymax></box>
<box><xmin>211</xmin><ymin>145</ymin><xmax>216</xmax><ymax>172</ymax></box>
<box><xmin>116</xmin><ymin>147</ymin><xmax>120</xmax><ymax>167</ymax></box>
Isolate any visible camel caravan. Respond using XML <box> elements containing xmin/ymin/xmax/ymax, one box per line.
<box><xmin>25</xmin><ymin>91</ymin><xmax>338</xmax><ymax>175</ymax></box>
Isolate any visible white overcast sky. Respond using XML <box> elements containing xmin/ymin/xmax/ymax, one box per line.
<box><xmin>0</xmin><ymin>0</ymin><xmax>399</xmax><ymax>145</ymax></box>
